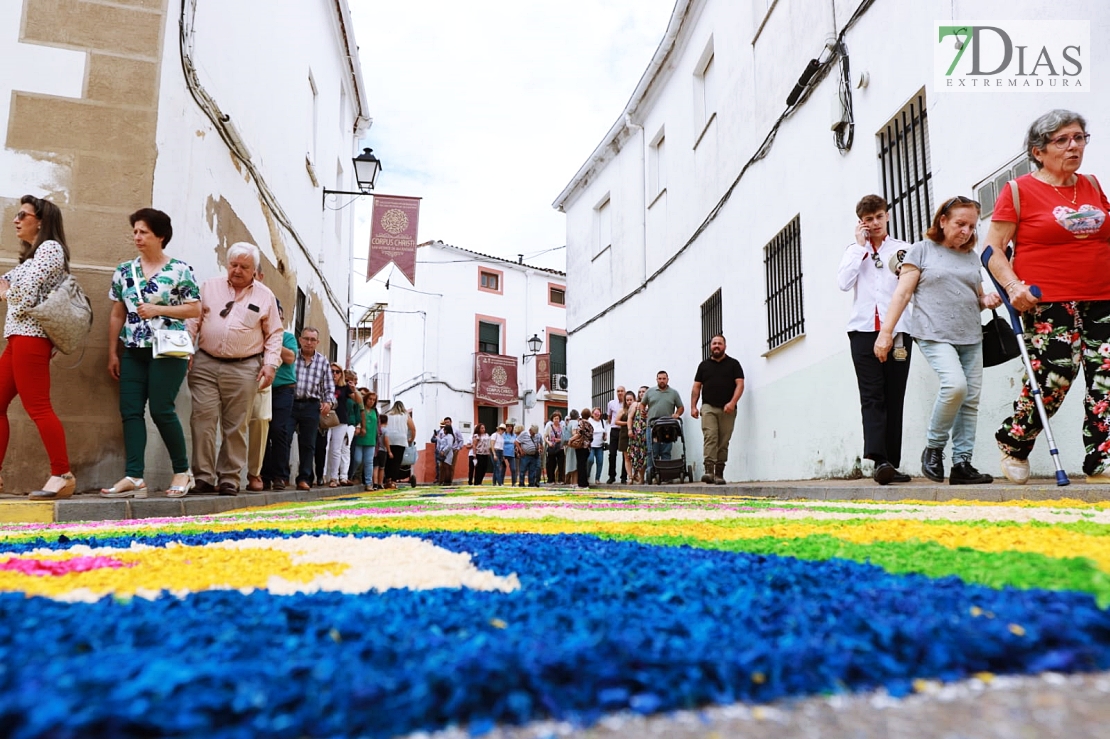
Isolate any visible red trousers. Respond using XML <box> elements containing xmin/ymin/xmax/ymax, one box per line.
<box><xmin>0</xmin><ymin>335</ymin><xmax>70</xmax><ymax>475</ymax></box>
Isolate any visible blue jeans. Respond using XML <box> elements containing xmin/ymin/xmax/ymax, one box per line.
<box><xmin>588</xmin><ymin>447</ymin><xmax>604</xmax><ymax>481</ymax></box>
<box><xmin>493</xmin><ymin>449</ymin><xmax>505</xmax><ymax>485</ymax></box>
<box><xmin>350</xmin><ymin>444</ymin><xmax>375</xmax><ymax>486</ymax></box>
<box><xmin>520</xmin><ymin>454</ymin><xmax>540</xmax><ymax>486</ymax></box>
<box><xmin>505</xmin><ymin>454</ymin><xmax>518</xmax><ymax>485</ymax></box>
<box><xmin>916</xmin><ymin>339</ymin><xmax>983</xmax><ymax>463</ymax></box>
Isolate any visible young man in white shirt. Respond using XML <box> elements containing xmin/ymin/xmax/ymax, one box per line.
<box><xmin>836</xmin><ymin>194</ymin><xmax>913</xmax><ymax>485</ymax></box>
<box><xmin>605</xmin><ymin>385</ymin><xmax>626</xmax><ymax>484</ymax></box>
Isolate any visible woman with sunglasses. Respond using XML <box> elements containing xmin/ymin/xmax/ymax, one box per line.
<box><xmin>0</xmin><ymin>196</ymin><xmax>76</xmax><ymax>498</ymax></box>
<box><xmin>985</xmin><ymin>110</ymin><xmax>1110</xmax><ymax>484</ymax></box>
<box><xmin>101</xmin><ymin>209</ymin><xmax>200</xmax><ymax>499</ymax></box>
<box><xmin>875</xmin><ymin>196</ymin><xmax>1001</xmax><ymax>485</ymax></box>
<box><xmin>323</xmin><ymin>365</ymin><xmax>357</xmax><ymax>487</ymax></box>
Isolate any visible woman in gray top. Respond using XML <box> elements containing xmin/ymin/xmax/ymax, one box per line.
<box><xmin>874</xmin><ymin>196</ymin><xmax>1002</xmax><ymax>485</ymax></box>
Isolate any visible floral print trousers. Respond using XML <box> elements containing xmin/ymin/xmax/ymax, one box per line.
<box><xmin>995</xmin><ymin>300</ymin><xmax>1110</xmax><ymax>476</ymax></box>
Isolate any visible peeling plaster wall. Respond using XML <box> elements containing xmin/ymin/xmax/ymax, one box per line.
<box><xmin>151</xmin><ymin>0</ymin><xmax>363</xmax><ymax>356</ymax></box>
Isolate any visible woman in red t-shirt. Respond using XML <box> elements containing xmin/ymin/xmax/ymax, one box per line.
<box><xmin>985</xmin><ymin>109</ymin><xmax>1110</xmax><ymax>484</ymax></box>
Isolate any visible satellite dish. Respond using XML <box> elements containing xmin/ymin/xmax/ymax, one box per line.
<box><xmin>523</xmin><ymin>390</ymin><xmax>537</xmax><ymax>409</ymax></box>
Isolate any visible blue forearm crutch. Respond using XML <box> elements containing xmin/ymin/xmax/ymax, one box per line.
<box><xmin>981</xmin><ymin>245</ymin><xmax>1069</xmax><ymax>486</ymax></box>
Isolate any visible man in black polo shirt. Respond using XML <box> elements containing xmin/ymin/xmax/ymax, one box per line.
<box><xmin>690</xmin><ymin>334</ymin><xmax>745</xmax><ymax>484</ymax></box>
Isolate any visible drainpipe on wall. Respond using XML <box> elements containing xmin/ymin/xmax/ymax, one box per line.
<box><xmin>624</xmin><ymin>114</ymin><xmax>648</xmax><ymax>284</ymax></box>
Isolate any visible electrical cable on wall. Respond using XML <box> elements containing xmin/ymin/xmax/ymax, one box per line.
<box><xmin>178</xmin><ymin>0</ymin><xmax>348</xmax><ymax>319</ymax></box>
<box><xmin>834</xmin><ymin>41</ymin><xmax>856</xmax><ymax>153</ymax></box>
<box><xmin>568</xmin><ymin>0</ymin><xmax>875</xmax><ymax>336</ymax></box>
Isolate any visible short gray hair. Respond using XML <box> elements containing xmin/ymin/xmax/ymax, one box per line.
<box><xmin>529</xmin><ymin>424</ymin><xmax>539</xmax><ymax>434</ymax></box>
<box><xmin>1026</xmin><ymin>109</ymin><xmax>1087</xmax><ymax>168</ymax></box>
<box><xmin>226</xmin><ymin>241</ymin><xmax>261</xmax><ymax>270</ymax></box>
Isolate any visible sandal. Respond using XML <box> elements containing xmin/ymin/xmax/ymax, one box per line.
<box><xmin>30</xmin><ymin>473</ymin><xmax>77</xmax><ymax>500</ymax></box>
<box><xmin>166</xmin><ymin>471</ymin><xmax>194</xmax><ymax>499</ymax></box>
<box><xmin>101</xmin><ymin>476</ymin><xmax>148</xmax><ymax>499</ymax></box>
<box><xmin>328</xmin><ymin>480</ymin><xmax>340</xmax><ymax>488</ymax></box>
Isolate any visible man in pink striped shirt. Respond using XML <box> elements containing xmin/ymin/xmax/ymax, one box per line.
<box><xmin>187</xmin><ymin>243</ymin><xmax>282</xmax><ymax>495</ymax></box>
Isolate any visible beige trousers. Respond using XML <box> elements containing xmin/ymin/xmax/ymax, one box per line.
<box><xmin>246</xmin><ymin>384</ymin><xmax>273</xmax><ymax>477</ymax></box>
<box><xmin>188</xmin><ymin>351</ymin><xmax>261</xmax><ymax>487</ymax></box>
<box><xmin>700</xmin><ymin>403</ymin><xmax>737</xmax><ymax>466</ymax></box>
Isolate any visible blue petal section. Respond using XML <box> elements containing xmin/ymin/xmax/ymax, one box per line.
<box><xmin>0</xmin><ymin>531</ymin><xmax>1107</xmax><ymax>738</ymax></box>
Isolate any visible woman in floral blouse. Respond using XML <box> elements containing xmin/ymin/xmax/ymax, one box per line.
<box><xmin>0</xmin><ymin>196</ymin><xmax>77</xmax><ymax>498</ymax></box>
<box><xmin>101</xmin><ymin>209</ymin><xmax>200</xmax><ymax>499</ymax></box>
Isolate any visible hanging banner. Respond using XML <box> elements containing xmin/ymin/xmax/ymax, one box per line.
<box><xmin>534</xmin><ymin>354</ymin><xmax>550</xmax><ymax>391</ymax></box>
<box><xmin>367</xmin><ymin>195</ymin><xmax>421</xmax><ymax>284</ymax></box>
<box><xmin>475</xmin><ymin>354</ymin><xmax>519</xmax><ymax>407</ymax></box>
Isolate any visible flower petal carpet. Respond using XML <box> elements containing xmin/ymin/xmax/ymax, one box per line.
<box><xmin>1</xmin><ymin>487</ymin><xmax>1109</xmax><ymax>738</ymax></box>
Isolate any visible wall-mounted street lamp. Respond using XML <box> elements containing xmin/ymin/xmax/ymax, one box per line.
<box><xmin>522</xmin><ymin>333</ymin><xmax>543</xmax><ymax>362</ymax></box>
<box><xmin>322</xmin><ymin>148</ymin><xmax>382</xmax><ymax>206</ymax></box>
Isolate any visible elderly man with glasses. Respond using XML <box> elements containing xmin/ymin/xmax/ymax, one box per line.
<box><xmin>291</xmin><ymin>327</ymin><xmax>334</xmax><ymax>490</ymax></box>
<box><xmin>837</xmin><ymin>195</ymin><xmax>914</xmax><ymax>486</ymax></box>
<box><xmin>187</xmin><ymin>242</ymin><xmax>283</xmax><ymax>495</ymax></box>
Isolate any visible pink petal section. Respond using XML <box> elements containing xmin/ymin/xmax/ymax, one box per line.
<box><xmin>0</xmin><ymin>556</ymin><xmax>134</xmax><ymax>576</ymax></box>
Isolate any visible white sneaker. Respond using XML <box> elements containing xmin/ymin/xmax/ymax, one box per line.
<box><xmin>1000</xmin><ymin>451</ymin><xmax>1030</xmax><ymax>484</ymax></box>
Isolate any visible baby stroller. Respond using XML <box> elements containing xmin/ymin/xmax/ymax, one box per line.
<box><xmin>646</xmin><ymin>417</ymin><xmax>693</xmax><ymax>484</ymax></box>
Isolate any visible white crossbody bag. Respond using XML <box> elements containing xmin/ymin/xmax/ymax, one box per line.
<box><xmin>130</xmin><ymin>261</ymin><xmax>195</xmax><ymax>359</ymax></box>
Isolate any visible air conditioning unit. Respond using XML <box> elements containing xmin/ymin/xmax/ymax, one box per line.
<box><xmin>552</xmin><ymin>374</ymin><xmax>569</xmax><ymax>392</ymax></box>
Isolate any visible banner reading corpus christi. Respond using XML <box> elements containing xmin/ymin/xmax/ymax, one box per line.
<box><xmin>367</xmin><ymin>195</ymin><xmax>421</xmax><ymax>284</ymax></box>
<box><xmin>475</xmin><ymin>354</ymin><xmax>519</xmax><ymax>407</ymax></box>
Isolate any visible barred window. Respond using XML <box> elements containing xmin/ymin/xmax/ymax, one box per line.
<box><xmin>764</xmin><ymin>215</ymin><xmax>804</xmax><ymax>351</ymax></box>
<box><xmin>700</xmin><ymin>289</ymin><xmax>722</xmax><ymax>361</ymax></box>
<box><xmin>878</xmin><ymin>89</ymin><xmax>933</xmax><ymax>243</ymax></box>
<box><xmin>974</xmin><ymin>153</ymin><xmax>1032</xmax><ymax>219</ymax></box>
<box><xmin>591</xmin><ymin>360</ymin><xmax>614</xmax><ymax>412</ymax></box>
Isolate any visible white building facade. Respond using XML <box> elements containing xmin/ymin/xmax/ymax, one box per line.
<box><xmin>554</xmin><ymin>0</ymin><xmax>1110</xmax><ymax>481</ymax></box>
<box><xmin>0</xmin><ymin>0</ymin><xmax>369</xmax><ymax>489</ymax></box>
<box><xmin>351</xmin><ymin>241</ymin><xmax>568</xmax><ymax>458</ymax></box>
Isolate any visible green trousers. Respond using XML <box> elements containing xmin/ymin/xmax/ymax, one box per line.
<box><xmin>120</xmin><ymin>347</ymin><xmax>189</xmax><ymax>477</ymax></box>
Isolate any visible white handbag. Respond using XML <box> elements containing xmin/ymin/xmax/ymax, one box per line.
<box><xmin>130</xmin><ymin>262</ymin><xmax>194</xmax><ymax>359</ymax></box>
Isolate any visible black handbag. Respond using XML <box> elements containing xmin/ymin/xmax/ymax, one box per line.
<box><xmin>982</xmin><ymin>309</ymin><xmax>1021</xmax><ymax>367</ymax></box>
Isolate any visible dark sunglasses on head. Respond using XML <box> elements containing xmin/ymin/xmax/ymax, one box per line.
<box><xmin>941</xmin><ymin>195</ymin><xmax>980</xmax><ymax>215</ymax></box>
<box><xmin>219</xmin><ymin>301</ymin><xmax>234</xmax><ymax>318</ymax></box>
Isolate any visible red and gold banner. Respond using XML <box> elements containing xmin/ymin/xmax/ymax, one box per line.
<box><xmin>367</xmin><ymin>195</ymin><xmax>421</xmax><ymax>284</ymax></box>
<box><xmin>534</xmin><ymin>354</ymin><xmax>550</xmax><ymax>391</ymax></box>
<box><xmin>475</xmin><ymin>354</ymin><xmax>519</xmax><ymax>407</ymax></box>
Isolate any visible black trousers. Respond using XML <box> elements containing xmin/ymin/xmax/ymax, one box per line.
<box><xmin>262</xmin><ymin>384</ymin><xmax>295</xmax><ymax>483</ymax></box>
<box><xmin>606</xmin><ymin>427</ymin><xmax>626</xmax><ymax>482</ymax></box>
<box><xmin>291</xmin><ymin>399</ymin><xmax>320</xmax><ymax>485</ymax></box>
<box><xmin>546</xmin><ymin>448</ymin><xmax>565</xmax><ymax>483</ymax></box>
<box><xmin>473</xmin><ymin>453</ymin><xmax>490</xmax><ymax>485</ymax></box>
<box><xmin>386</xmin><ymin>445</ymin><xmax>406</xmax><ymax>482</ymax></box>
<box><xmin>848</xmin><ymin>331</ymin><xmax>912</xmax><ymax>468</ymax></box>
<box><xmin>575</xmin><ymin>448</ymin><xmax>591</xmax><ymax>487</ymax></box>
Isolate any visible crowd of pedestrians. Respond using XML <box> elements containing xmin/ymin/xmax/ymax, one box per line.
<box><xmin>0</xmin><ymin>202</ymin><xmax>402</xmax><ymax>497</ymax></box>
<box><xmin>4</xmin><ymin>110</ymin><xmax>1106</xmax><ymax>495</ymax></box>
